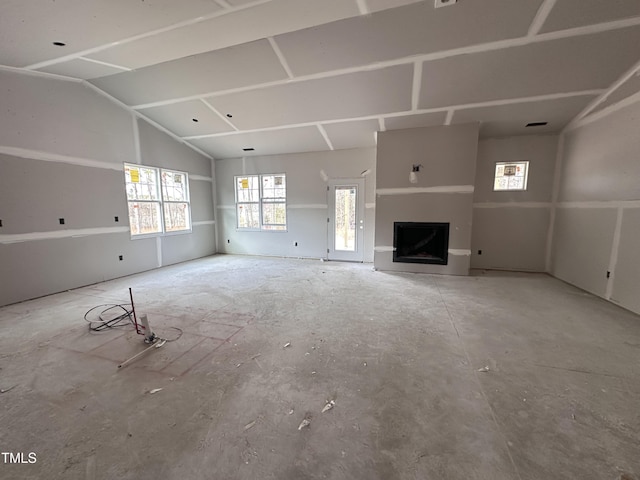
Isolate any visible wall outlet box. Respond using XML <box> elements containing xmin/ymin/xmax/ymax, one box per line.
<box><xmin>435</xmin><ymin>0</ymin><xmax>457</xmax><ymax>8</ymax></box>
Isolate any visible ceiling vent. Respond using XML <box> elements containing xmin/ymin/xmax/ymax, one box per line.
<box><xmin>434</xmin><ymin>0</ymin><xmax>457</xmax><ymax>8</ymax></box>
<box><xmin>526</xmin><ymin>122</ymin><xmax>548</xmax><ymax>127</ymax></box>
<box><xmin>242</xmin><ymin>148</ymin><xmax>255</xmax><ymax>152</ymax></box>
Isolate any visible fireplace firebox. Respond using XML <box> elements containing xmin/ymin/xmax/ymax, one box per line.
<box><xmin>393</xmin><ymin>222</ymin><xmax>450</xmax><ymax>265</ymax></box>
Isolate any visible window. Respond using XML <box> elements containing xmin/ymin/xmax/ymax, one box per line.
<box><xmin>124</xmin><ymin>164</ymin><xmax>191</xmax><ymax>236</ymax></box>
<box><xmin>235</xmin><ymin>174</ymin><xmax>287</xmax><ymax>231</ymax></box>
<box><xmin>494</xmin><ymin>161</ymin><xmax>529</xmax><ymax>191</ymax></box>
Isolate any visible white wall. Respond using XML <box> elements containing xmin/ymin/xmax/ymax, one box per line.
<box><xmin>374</xmin><ymin>123</ymin><xmax>479</xmax><ymax>275</ymax></box>
<box><xmin>550</xmin><ymin>100</ymin><xmax>640</xmax><ymax>314</ymax></box>
<box><xmin>215</xmin><ymin>148</ymin><xmax>376</xmax><ymax>262</ymax></box>
<box><xmin>0</xmin><ymin>70</ymin><xmax>216</xmax><ymax>306</ymax></box>
<box><xmin>471</xmin><ymin>135</ymin><xmax>558</xmax><ymax>271</ymax></box>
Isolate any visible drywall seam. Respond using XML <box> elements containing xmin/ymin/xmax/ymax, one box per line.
<box><xmin>556</xmin><ymin>200</ymin><xmax>640</xmax><ymax>208</ymax></box>
<box><xmin>201</xmin><ymin>99</ymin><xmax>240</xmax><ymax>131</ymax></box>
<box><xmin>0</xmin><ymin>145</ymin><xmax>123</xmax><ymax>171</ymax></box>
<box><xmin>288</xmin><ymin>204</ymin><xmax>328</xmax><ymax>209</ymax></box>
<box><xmin>448</xmin><ymin>249</ymin><xmax>472</xmax><ymax>256</ymax></box>
<box><xmin>545</xmin><ymin>133</ymin><xmax>564</xmax><ymax>272</ymax></box>
<box><xmin>355</xmin><ymin>0</ymin><xmax>369</xmax><ymax>15</ymax></box>
<box><xmin>527</xmin><ymin>0</ymin><xmax>557</xmax><ymax>36</ymax></box>
<box><xmin>0</xmin><ymin>227</ymin><xmax>130</xmax><ymax>244</ymax></box>
<box><xmin>605</xmin><ymin>207</ymin><xmax>624</xmax><ymax>299</ymax></box>
<box><xmin>373</xmin><ymin>246</ymin><xmax>471</xmax><ymax>256</ymax></box>
<box><xmin>376</xmin><ymin>185</ymin><xmax>474</xmax><ymax>195</ymax></box>
<box><xmin>23</xmin><ymin>0</ymin><xmax>273</xmax><ymax>71</ymax></box>
<box><xmin>0</xmin><ymin>144</ymin><xmax>213</xmax><ymax>178</ymax></box>
<box><xmin>78</xmin><ymin>56</ymin><xmax>132</xmax><ymax>72</ymax></box>
<box><xmin>0</xmin><ymin>64</ymin><xmax>83</xmax><ymax>83</ymax></box>
<box><xmin>567</xmin><ymin>57</ymin><xmax>640</xmax><ymax>128</ymax></box>
<box><xmin>411</xmin><ymin>61</ymin><xmax>422</xmax><ymax>111</ymax></box>
<box><xmin>82</xmin><ymin>81</ymin><xmax>214</xmax><ymax>160</ymax></box>
<box><xmin>268</xmin><ymin>37</ymin><xmax>294</xmax><ymax>79</ymax></box>
<box><xmin>132</xmin><ymin>114</ymin><xmax>142</xmax><ymax>165</ymax></box>
<box><xmin>180</xmin><ymin>90</ymin><xmax>601</xmax><ymax>140</ymax></box>
<box><xmin>130</xmin><ymin>17</ymin><xmax>637</xmax><ymax>109</ymax></box>
<box><xmin>473</xmin><ymin>202</ymin><xmax>551</xmax><ymax>208</ymax></box>
<box><xmin>565</xmin><ymin>90</ymin><xmax>640</xmax><ymax>132</ymax></box>
<box><xmin>190</xmin><ymin>175</ymin><xmax>213</xmax><ymax>182</ymax></box>
<box><xmin>444</xmin><ymin>109</ymin><xmax>454</xmax><ymax>125</ymax></box>
<box><xmin>156</xmin><ymin>237</ymin><xmax>163</xmax><ymax>267</ymax></box>
<box><xmin>192</xmin><ymin>220</ymin><xmax>216</xmax><ymax>226</ymax></box>
<box><xmin>317</xmin><ymin>125</ymin><xmax>335</xmax><ymax>150</ymax></box>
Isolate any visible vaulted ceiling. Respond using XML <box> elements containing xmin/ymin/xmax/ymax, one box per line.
<box><xmin>2</xmin><ymin>0</ymin><xmax>640</xmax><ymax>159</ymax></box>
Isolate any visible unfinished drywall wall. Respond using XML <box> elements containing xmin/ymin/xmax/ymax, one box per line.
<box><xmin>374</xmin><ymin>123</ymin><xmax>478</xmax><ymax>274</ymax></box>
<box><xmin>215</xmin><ymin>148</ymin><xmax>376</xmax><ymax>261</ymax></box>
<box><xmin>472</xmin><ymin>135</ymin><xmax>558</xmax><ymax>271</ymax></box>
<box><xmin>0</xmin><ymin>70</ymin><xmax>216</xmax><ymax>306</ymax></box>
<box><xmin>551</xmin><ymin>99</ymin><xmax>640</xmax><ymax>314</ymax></box>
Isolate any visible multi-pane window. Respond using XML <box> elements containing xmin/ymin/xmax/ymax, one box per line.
<box><xmin>124</xmin><ymin>164</ymin><xmax>191</xmax><ymax>237</ymax></box>
<box><xmin>494</xmin><ymin>161</ymin><xmax>529</xmax><ymax>191</ymax></box>
<box><xmin>235</xmin><ymin>174</ymin><xmax>287</xmax><ymax>231</ymax></box>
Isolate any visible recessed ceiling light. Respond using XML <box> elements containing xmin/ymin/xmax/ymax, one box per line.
<box><xmin>226</xmin><ymin>114</ymin><xmax>233</xmax><ymax>118</ymax></box>
<box><xmin>52</xmin><ymin>41</ymin><xmax>66</xmax><ymax>47</ymax></box>
<box><xmin>526</xmin><ymin>122</ymin><xmax>548</xmax><ymax>127</ymax></box>
<box><xmin>192</xmin><ymin>118</ymin><xmax>199</xmax><ymax>122</ymax></box>
<box><xmin>242</xmin><ymin>148</ymin><xmax>255</xmax><ymax>152</ymax></box>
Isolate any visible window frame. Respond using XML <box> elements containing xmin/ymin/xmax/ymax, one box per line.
<box><xmin>493</xmin><ymin>161</ymin><xmax>529</xmax><ymax>192</ymax></box>
<box><xmin>124</xmin><ymin>163</ymin><xmax>192</xmax><ymax>239</ymax></box>
<box><xmin>234</xmin><ymin>173</ymin><xmax>287</xmax><ymax>232</ymax></box>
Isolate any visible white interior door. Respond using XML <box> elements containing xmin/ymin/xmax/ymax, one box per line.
<box><xmin>327</xmin><ymin>179</ymin><xmax>365</xmax><ymax>262</ymax></box>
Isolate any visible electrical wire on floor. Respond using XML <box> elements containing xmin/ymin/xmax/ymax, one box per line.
<box><xmin>83</xmin><ymin>304</ymin><xmax>183</xmax><ymax>342</ymax></box>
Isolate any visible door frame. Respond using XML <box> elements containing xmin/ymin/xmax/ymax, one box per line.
<box><xmin>327</xmin><ymin>178</ymin><xmax>365</xmax><ymax>262</ymax></box>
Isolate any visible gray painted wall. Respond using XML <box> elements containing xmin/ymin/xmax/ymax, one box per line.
<box><xmin>471</xmin><ymin>135</ymin><xmax>558</xmax><ymax>271</ymax></box>
<box><xmin>215</xmin><ymin>148</ymin><xmax>376</xmax><ymax>262</ymax></box>
<box><xmin>0</xmin><ymin>70</ymin><xmax>216</xmax><ymax>306</ymax></box>
<box><xmin>551</xmin><ymin>100</ymin><xmax>640</xmax><ymax>314</ymax></box>
<box><xmin>374</xmin><ymin>123</ymin><xmax>479</xmax><ymax>274</ymax></box>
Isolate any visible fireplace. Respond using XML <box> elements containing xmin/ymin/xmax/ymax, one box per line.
<box><xmin>393</xmin><ymin>222</ymin><xmax>450</xmax><ymax>265</ymax></box>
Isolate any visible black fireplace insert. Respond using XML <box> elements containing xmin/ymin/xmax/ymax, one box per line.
<box><xmin>393</xmin><ymin>222</ymin><xmax>449</xmax><ymax>265</ymax></box>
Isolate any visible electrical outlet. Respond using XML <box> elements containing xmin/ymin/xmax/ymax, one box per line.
<box><xmin>59</xmin><ymin>218</ymin><xmax>65</xmax><ymax>225</ymax></box>
<box><xmin>294</xmin><ymin>242</ymin><xmax>298</xmax><ymax>247</ymax></box>
<box><xmin>0</xmin><ymin>219</ymin><xmax>3</xmax><ymax>227</ymax></box>
<box><xmin>119</xmin><ymin>255</ymin><xmax>123</xmax><ymax>261</ymax></box>
<box><xmin>227</xmin><ymin>239</ymin><xmax>230</xmax><ymax>243</ymax></box>
<box><xmin>606</xmin><ymin>271</ymin><xmax>610</xmax><ymax>278</ymax></box>
<box><xmin>478</xmin><ymin>250</ymin><xmax>482</xmax><ymax>255</ymax></box>
<box><xmin>114</xmin><ymin>216</ymin><xmax>119</xmax><ymax>222</ymax></box>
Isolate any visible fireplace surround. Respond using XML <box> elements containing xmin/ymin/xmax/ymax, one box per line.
<box><xmin>393</xmin><ymin>222</ymin><xmax>450</xmax><ymax>265</ymax></box>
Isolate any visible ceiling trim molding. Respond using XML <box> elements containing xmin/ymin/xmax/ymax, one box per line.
<box><xmin>180</xmin><ymin>90</ymin><xmax>602</xmax><ymax>140</ymax></box>
<box><xmin>23</xmin><ymin>0</ymin><xmax>273</xmax><ymax>71</ymax></box>
<box><xmin>130</xmin><ymin>17</ymin><xmax>640</xmax><ymax>111</ymax></box>
<box><xmin>527</xmin><ymin>0</ymin><xmax>558</xmax><ymax>37</ymax></box>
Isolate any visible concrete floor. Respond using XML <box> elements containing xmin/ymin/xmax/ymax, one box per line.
<box><xmin>0</xmin><ymin>255</ymin><xmax>639</xmax><ymax>480</ymax></box>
